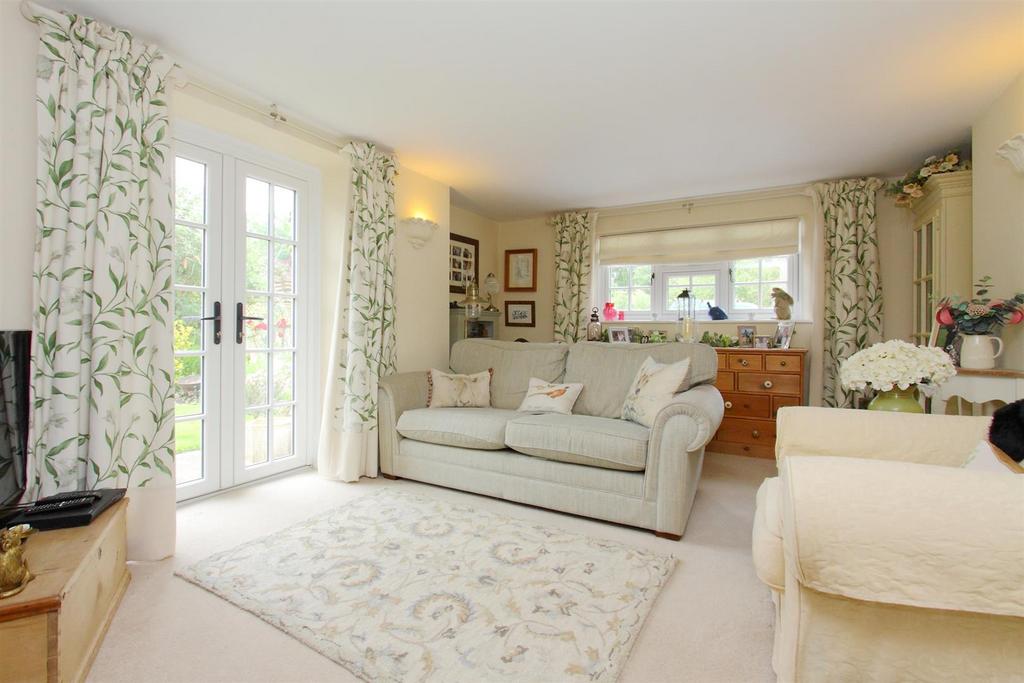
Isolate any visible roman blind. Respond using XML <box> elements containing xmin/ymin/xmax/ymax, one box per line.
<box><xmin>597</xmin><ymin>218</ymin><xmax>800</xmax><ymax>265</ymax></box>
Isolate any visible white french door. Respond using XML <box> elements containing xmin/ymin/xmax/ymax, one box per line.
<box><xmin>172</xmin><ymin>126</ymin><xmax>319</xmax><ymax>501</ymax></box>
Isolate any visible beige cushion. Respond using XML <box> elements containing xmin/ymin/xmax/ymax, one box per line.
<box><xmin>621</xmin><ymin>356</ymin><xmax>691</xmax><ymax>427</ymax></box>
<box><xmin>450</xmin><ymin>339</ymin><xmax>568</xmax><ymax>410</ymax></box>
<box><xmin>505</xmin><ymin>413</ymin><xmax>650</xmax><ymax>471</ymax></box>
<box><xmin>752</xmin><ymin>477</ymin><xmax>784</xmax><ymax>591</ymax></box>
<box><xmin>427</xmin><ymin>369</ymin><xmax>491</xmax><ymax>408</ymax></box>
<box><xmin>963</xmin><ymin>441</ymin><xmax>1024</xmax><ymax>474</ymax></box>
<box><xmin>517</xmin><ymin>378</ymin><xmax>584</xmax><ymax>415</ymax></box>
<box><xmin>396</xmin><ymin>408</ymin><xmax>519</xmax><ymax>450</ymax></box>
<box><xmin>565</xmin><ymin>342</ymin><xmax>717</xmax><ymax>418</ymax></box>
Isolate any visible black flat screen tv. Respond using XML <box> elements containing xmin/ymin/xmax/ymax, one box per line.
<box><xmin>0</xmin><ymin>330</ymin><xmax>30</xmax><ymax>512</ymax></box>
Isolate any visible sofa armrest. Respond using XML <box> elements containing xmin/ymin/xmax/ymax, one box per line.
<box><xmin>776</xmin><ymin>406</ymin><xmax>990</xmax><ymax>467</ymax></box>
<box><xmin>650</xmin><ymin>384</ymin><xmax>725</xmax><ymax>453</ymax></box>
<box><xmin>377</xmin><ymin>371</ymin><xmax>428</xmax><ymax>474</ymax></box>
<box><xmin>780</xmin><ymin>455</ymin><xmax>1024</xmax><ymax>618</ymax></box>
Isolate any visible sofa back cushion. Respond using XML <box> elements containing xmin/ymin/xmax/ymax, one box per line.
<box><xmin>565</xmin><ymin>342</ymin><xmax>717</xmax><ymax>418</ymax></box>
<box><xmin>450</xmin><ymin>339</ymin><xmax>569</xmax><ymax>410</ymax></box>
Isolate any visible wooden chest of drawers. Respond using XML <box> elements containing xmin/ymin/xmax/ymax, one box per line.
<box><xmin>709</xmin><ymin>348</ymin><xmax>808</xmax><ymax>459</ymax></box>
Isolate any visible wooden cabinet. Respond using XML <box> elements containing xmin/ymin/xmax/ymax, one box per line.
<box><xmin>708</xmin><ymin>348</ymin><xmax>808</xmax><ymax>459</ymax></box>
<box><xmin>0</xmin><ymin>500</ymin><xmax>129</xmax><ymax>683</ymax></box>
<box><xmin>911</xmin><ymin>171</ymin><xmax>972</xmax><ymax>345</ymax></box>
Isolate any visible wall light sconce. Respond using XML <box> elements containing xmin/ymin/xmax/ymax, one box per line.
<box><xmin>996</xmin><ymin>134</ymin><xmax>1024</xmax><ymax>174</ymax></box>
<box><xmin>401</xmin><ymin>217</ymin><xmax>438</xmax><ymax>249</ymax></box>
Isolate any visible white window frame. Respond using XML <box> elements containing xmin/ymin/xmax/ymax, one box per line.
<box><xmin>598</xmin><ymin>253</ymin><xmax>799</xmax><ymax>322</ymax></box>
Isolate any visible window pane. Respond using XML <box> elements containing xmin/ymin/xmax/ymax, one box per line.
<box><xmin>734</xmin><ymin>284</ymin><xmax>759</xmax><ymax>309</ymax></box>
<box><xmin>692</xmin><ymin>274</ymin><xmax>716</xmax><ymax>285</ymax></box>
<box><xmin>760</xmin><ymin>286</ymin><xmax>775</xmax><ymax>309</ymax></box>
<box><xmin>273</xmin><ymin>351</ymin><xmax>294</xmax><ymax>403</ymax></box>
<box><xmin>173</xmin><ymin>290</ymin><xmax>203</xmax><ymax>351</ymax></box>
<box><xmin>272</xmin><ymin>406</ymin><xmax>294</xmax><ymax>460</ymax></box>
<box><xmin>273</xmin><ymin>186</ymin><xmax>295</xmax><ymax>240</ymax></box>
<box><xmin>733</xmin><ymin>259</ymin><xmax>759</xmax><ymax>283</ymax></box>
<box><xmin>244</xmin><ymin>296</ymin><xmax>269</xmax><ymax>349</ymax></box>
<box><xmin>273</xmin><ymin>242</ymin><xmax>294</xmax><ymax>294</ymax></box>
<box><xmin>246</xmin><ymin>237</ymin><xmax>270</xmax><ymax>291</ymax></box>
<box><xmin>631</xmin><ymin>287</ymin><xmax>651</xmax><ymax>311</ymax></box>
<box><xmin>609</xmin><ymin>267</ymin><xmax>629</xmax><ymax>288</ymax></box>
<box><xmin>175</xmin><ymin>419</ymin><xmax>203</xmax><ymax>484</ymax></box>
<box><xmin>631</xmin><ymin>265</ymin><xmax>652</xmax><ymax>286</ymax></box>
<box><xmin>245</xmin><ymin>410</ymin><xmax>269</xmax><ymax>466</ymax></box>
<box><xmin>174</xmin><ymin>356</ymin><xmax>202</xmax><ymax>416</ymax></box>
<box><xmin>272</xmin><ymin>298</ymin><xmax>293</xmax><ymax>348</ymax></box>
<box><xmin>762</xmin><ymin>257</ymin><xmax>788</xmax><ymax>282</ymax></box>
<box><xmin>610</xmin><ymin>288</ymin><xmax>629</xmax><ymax>311</ymax></box>
<box><xmin>246</xmin><ymin>178</ymin><xmax>269</xmax><ymax>235</ymax></box>
<box><xmin>174</xmin><ymin>225</ymin><xmax>204</xmax><ymax>286</ymax></box>
<box><xmin>693</xmin><ymin>285</ymin><xmax>716</xmax><ymax>309</ymax></box>
<box><xmin>245</xmin><ymin>352</ymin><xmax>269</xmax><ymax>407</ymax></box>
<box><xmin>175</xmin><ymin>157</ymin><xmax>206</xmax><ymax>224</ymax></box>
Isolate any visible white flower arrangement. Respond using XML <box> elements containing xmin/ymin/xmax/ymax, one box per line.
<box><xmin>840</xmin><ymin>340</ymin><xmax>956</xmax><ymax>394</ymax></box>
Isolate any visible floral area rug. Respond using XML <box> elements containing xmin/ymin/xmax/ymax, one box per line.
<box><xmin>176</xmin><ymin>490</ymin><xmax>676</xmax><ymax>682</ymax></box>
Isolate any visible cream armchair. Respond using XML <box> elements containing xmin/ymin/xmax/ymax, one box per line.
<box><xmin>754</xmin><ymin>407</ymin><xmax>1024</xmax><ymax>682</ymax></box>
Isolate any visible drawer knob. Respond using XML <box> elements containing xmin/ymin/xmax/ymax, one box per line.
<box><xmin>724</xmin><ymin>401</ymin><xmax>733</xmax><ymax>409</ymax></box>
<box><xmin>739</xmin><ymin>359</ymin><xmax>749</xmax><ymax>367</ymax></box>
<box><xmin>752</xmin><ymin>430</ymin><xmax>761</xmax><ymax>439</ymax></box>
<box><xmin>763</xmin><ymin>380</ymin><xmax>774</xmax><ymax>389</ymax></box>
<box><xmin>780</xmin><ymin>360</ymin><xmax>787</xmax><ymax>367</ymax></box>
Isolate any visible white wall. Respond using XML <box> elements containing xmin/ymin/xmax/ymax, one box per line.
<box><xmin>495</xmin><ymin>216</ymin><xmax>556</xmax><ymax>343</ymax></box>
<box><xmin>972</xmin><ymin>71</ymin><xmax>1024</xmax><ymax>370</ymax></box>
<box><xmin>0</xmin><ymin>1</ymin><xmax>38</xmax><ymax>329</ymax></box>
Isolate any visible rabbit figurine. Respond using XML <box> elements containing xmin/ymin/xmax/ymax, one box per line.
<box><xmin>0</xmin><ymin>524</ymin><xmax>36</xmax><ymax>599</ymax></box>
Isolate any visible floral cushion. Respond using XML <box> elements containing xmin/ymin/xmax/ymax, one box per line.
<box><xmin>621</xmin><ymin>356</ymin><xmax>691</xmax><ymax>427</ymax></box>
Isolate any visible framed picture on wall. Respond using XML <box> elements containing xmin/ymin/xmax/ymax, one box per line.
<box><xmin>450</xmin><ymin>233</ymin><xmax>479</xmax><ymax>294</ymax></box>
<box><xmin>504</xmin><ymin>301</ymin><xmax>536</xmax><ymax>327</ymax></box>
<box><xmin>504</xmin><ymin>248</ymin><xmax>537</xmax><ymax>292</ymax></box>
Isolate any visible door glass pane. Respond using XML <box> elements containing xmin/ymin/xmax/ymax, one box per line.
<box><xmin>245</xmin><ymin>352</ymin><xmax>269</xmax><ymax>407</ymax></box>
<box><xmin>174</xmin><ymin>291</ymin><xmax>203</xmax><ymax>351</ymax></box>
<box><xmin>273</xmin><ymin>186</ymin><xmax>295</xmax><ymax>240</ymax></box>
<box><xmin>272</xmin><ymin>298</ymin><xmax>293</xmax><ymax>348</ymax></box>
<box><xmin>175</xmin><ymin>356</ymin><xmax>202</xmax><ymax>417</ymax></box>
<box><xmin>244</xmin><ymin>296</ymin><xmax>269</xmax><ymax>349</ymax></box>
<box><xmin>925</xmin><ymin>225</ymin><xmax>934</xmax><ymax>277</ymax></box>
<box><xmin>175</xmin><ymin>419</ymin><xmax>203</xmax><ymax>484</ymax></box>
<box><xmin>174</xmin><ymin>225</ymin><xmax>204</xmax><ymax>287</ymax></box>
<box><xmin>175</xmin><ymin>157</ymin><xmax>206</xmax><ymax>224</ymax></box>
<box><xmin>246</xmin><ymin>237</ymin><xmax>270</xmax><ymax>291</ymax></box>
<box><xmin>246</xmin><ymin>178</ymin><xmax>270</xmax><ymax>235</ymax></box>
<box><xmin>273</xmin><ymin>352</ymin><xmax>294</xmax><ymax>402</ymax></box>
<box><xmin>245</xmin><ymin>410</ymin><xmax>269</xmax><ymax>466</ymax></box>
<box><xmin>273</xmin><ymin>243</ymin><xmax>295</xmax><ymax>294</ymax></box>
<box><xmin>272</xmin><ymin>406</ymin><xmax>293</xmax><ymax>460</ymax></box>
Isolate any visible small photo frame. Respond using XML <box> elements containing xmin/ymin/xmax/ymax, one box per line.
<box><xmin>504</xmin><ymin>248</ymin><xmax>538</xmax><ymax>292</ymax></box>
<box><xmin>754</xmin><ymin>335</ymin><xmax>773</xmax><ymax>349</ymax></box>
<box><xmin>773</xmin><ymin>321</ymin><xmax>795</xmax><ymax>350</ymax></box>
<box><xmin>607</xmin><ymin>326</ymin><xmax>631</xmax><ymax>343</ymax></box>
<box><xmin>504</xmin><ymin>300</ymin><xmax>536</xmax><ymax>327</ymax></box>
<box><xmin>737</xmin><ymin>325</ymin><xmax>756</xmax><ymax>348</ymax></box>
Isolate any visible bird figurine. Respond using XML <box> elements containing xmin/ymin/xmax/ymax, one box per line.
<box><xmin>706</xmin><ymin>302</ymin><xmax>728</xmax><ymax>320</ymax></box>
<box><xmin>0</xmin><ymin>524</ymin><xmax>36</xmax><ymax>599</ymax></box>
<box><xmin>771</xmin><ymin>288</ymin><xmax>794</xmax><ymax>320</ymax></box>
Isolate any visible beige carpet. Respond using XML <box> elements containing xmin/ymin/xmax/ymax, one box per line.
<box><xmin>88</xmin><ymin>453</ymin><xmax>777</xmax><ymax>683</ymax></box>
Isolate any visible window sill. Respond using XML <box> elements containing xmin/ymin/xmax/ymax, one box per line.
<box><xmin>600</xmin><ymin>319</ymin><xmax>814</xmax><ymax>325</ymax></box>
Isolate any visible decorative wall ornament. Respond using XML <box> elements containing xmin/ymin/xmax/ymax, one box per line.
<box><xmin>996</xmin><ymin>134</ymin><xmax>1024</xmax><ymax>174</ymax></box>
<box><xmin>885</xmin><ymin>151</ymin><xmax>969</xmax><ymax>207</ymax></box>
<box><xmin>401</xmin><ymin>217</ymin><xmax>438</xmax><ymax>249</ymax></box>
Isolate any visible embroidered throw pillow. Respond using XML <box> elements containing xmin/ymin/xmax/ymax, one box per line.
<box><xmin>963</xmin><ymin>441</ymin><xmax>1024</xmax><ymax>474</ymax></box>
<box><xmin>427</xmin><ymin>369</ymin><xmax>492</xmax><ymax>408</ymax></box>
<box><xmin>621</xmin><ymin>356</ymin><xmax>691</xmax><ymax>428</ymax></box>
<box><xmin>517</xmin><ymin>378</ymin><xmax>584</xmax><ymax>415</ymax></box>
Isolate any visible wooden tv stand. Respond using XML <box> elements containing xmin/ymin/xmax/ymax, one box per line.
<box><xmin>0</xmin><ymin>499</ymin><xmax>129</xmax><ymax>682</ymax></box>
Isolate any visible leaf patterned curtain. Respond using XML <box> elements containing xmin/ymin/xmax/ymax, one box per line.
<box><xmin>552</xmin><ymin>210</ymin><xmax>597</xmax><ymax>343</ymax></box>
<box><xmin>317</xmin><ymin>143</ymin><xmax>398</xmax><ymax>482</ymax></box>
<box><xmin>25</xmin><ymin>6</ymin><xmax>176</xmax><ymax>560</ymax></box>
<box><xmin>815</xmin><ymin>178</ymin><xmax>885</xmax><ymax>408</ymax></box>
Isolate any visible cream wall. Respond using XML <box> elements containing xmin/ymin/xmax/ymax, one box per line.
<box><xmin>495</xmin><ymin>217</ymin><xmax>555</xmax><ymax>343</ymax></box>
<box><xmin>449</xmin><ymin>205</ymin><xmax>499</xmax><ymax>305</ymax></box>
<box><xmin>972</xmin><ymin>71</ymin><xmax>1024</xmax><ymax>370</ymax></box>
<box><xmin>0</xmin><ymin>0</ymin><xmax>37</xmax><ymax>329</ymax></box>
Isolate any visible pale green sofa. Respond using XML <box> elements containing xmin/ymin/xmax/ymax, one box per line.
<box><xmin>378</xmin><ymin>339</ymin><xmax>724</xmax><ymax>539</ymax></box>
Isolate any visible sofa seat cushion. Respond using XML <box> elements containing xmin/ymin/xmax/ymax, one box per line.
<box><xmin>396</xmin><ymin>408</ymin><xmax>520</xmax><ymax>450</ymax></box>
<box><xmin>752</xmin><ymin>477</ymin><xmax>784</xmax><ymax>591</ymax></box>
<box><xmin>505</xmin><ymin>413</ymin><xmax>650</xmax><ymax>471</ymax></box>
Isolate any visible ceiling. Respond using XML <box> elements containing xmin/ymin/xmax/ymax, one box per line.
<box><xmin>55</xmin><ymin>1</ymin><xmax>1024</xmax><ymax>220</ymax></box>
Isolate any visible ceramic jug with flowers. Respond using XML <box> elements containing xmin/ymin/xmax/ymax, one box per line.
<box><xmin>936</xmin><ymin>277</ymin><xmax>1024</xmax><ymax>369</ymax></box>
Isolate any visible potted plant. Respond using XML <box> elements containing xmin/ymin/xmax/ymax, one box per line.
<box><xmin>840</xmin><ymin>340</ymin><xmax>956</xmax><ymax>413</ymax></box>
<box><xmin>936</xmin><ymin>277</ymin><xmax>1024</xmax><ymax>369</ymax></box>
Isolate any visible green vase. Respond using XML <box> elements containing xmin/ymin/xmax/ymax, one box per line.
<box><xmin>867</xmin><ymin>387</ymin><xmax>924</xmax><ymax>413</ymax></box>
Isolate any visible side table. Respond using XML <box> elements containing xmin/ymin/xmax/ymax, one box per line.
<box><xmin>930</xmin><ymin>368</ymin><xmax>1024</xmax><ymax>416</ymax></box>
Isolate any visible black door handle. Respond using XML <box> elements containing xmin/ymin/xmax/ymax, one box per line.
<box><xmin>236</xmin><ymin>302</ymin><xmax>264</xmax><ymax>344</ymax></box>
<box><xmin>198</xmin><ymin>301</ymin><xmax>222</xmax><ymax>345</ymax></box>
